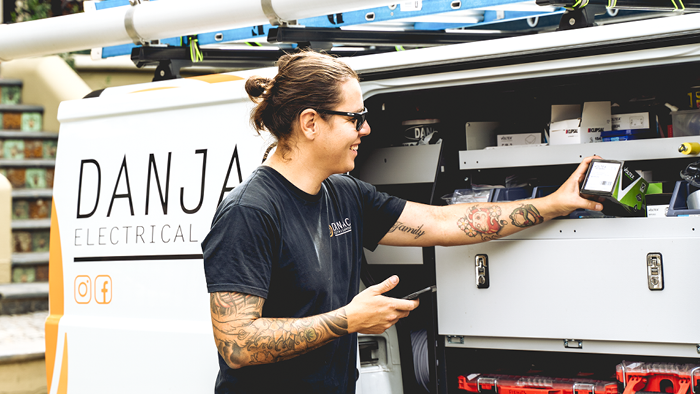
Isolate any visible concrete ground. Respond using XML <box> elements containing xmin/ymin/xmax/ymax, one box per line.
<box><xmin>0</xmin><ymin>311</ymin><xmax>48</xmax><ymax>394</ymax></box>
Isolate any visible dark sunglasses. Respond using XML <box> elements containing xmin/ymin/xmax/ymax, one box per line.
<box><xmin>317</xmin><ymin>107</ymin><xmax>368</xmax><ymax>131</ymax></box>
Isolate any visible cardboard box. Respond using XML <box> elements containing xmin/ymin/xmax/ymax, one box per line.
<box><xmin>581</xmin><ymin>159</ymin><xmax>649</xmax><ymax>217</ymax></box>
<box><xmin>550</xmin><ymin>128</ymin><xmax>583</xmax><ymax>145</ymax></box>
<box><xmin>580</xmin><ymin>101</ymin><xmax>611</xmax><ymax>144</ymax></box>
<box><xmin>551</xmin><ymin>104</ymin><xmax>581</xmax><ymax>122</ymax></box>
<box><xmin>497</xmin><ymin>133</ymin><xmax>541</xmax><ymax>146</ymax></box>
<box><xmin>612</xmin><ymin>112</ymin><xmax>650</xmax><ymax>130</ymax></box>
<box><xmin>550</xmin><ymin>119</ymin><xmax>582</xmax><ymax>145</ymax></box>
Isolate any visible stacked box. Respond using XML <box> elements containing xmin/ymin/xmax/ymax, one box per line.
<box><xmin>24</xmin><ymin>140</ymin><xmax>43</xmax><ymax>158</ymax></box>
<box><xmin>0</xmin><ymin>139</ymin><xmax>58</xmax><ymax>159</ymax></box>
<box><xmin>29</xmin><ymin>199</ymin><xmax>51</xmax><ymax>219</ymax></box>
<box><xmin>21</xmin><ymin>112</ymin><xmax>42</xmax><ymax>131</ymax></box>
<box><xmin>13</xmin><ymin>231</ymin><xmax>32</xmax><ymax>253</ymax></box>
<box><xmin>2</xmin><ymin>112</ymin><xmax>21</xmax><ymax>130</ymax></box>
<box><xmin>0</xmin><ymin>111</ymin><xmax>43</xmax><ymax>131</ymax></box>
<box><xmin>4</xmin><ymin>168</ymin><xmax>55</xmax><ymax>188</ymax></box>
<box><xmin>0</xmin><ymin>85</ymin><xmax>21</xmax><ymax>104</ymax></box>
<box><xmin>12</xmin><ymin>198</ymin><xmax>51</xmax><ymax>220</ymax></box>
<box><xmin>12</xmin><ymin>230</ymin><xmax>50</xmax><ymax>253</ymax></box>
<box><xmin>2</xmin><ymin>139</ymin><xmax>24</xmax><ymax>159</ymax></box>
<box><xmin>12</xmin><ymin>267</ymin><xmax>35</xmax><ymax>283</ymax></box>
<box><xmin>43</xmin><ymin>140</ymin><xmax>57</xmax><ymax>158</ymax></box>
<box><xmin>12</xmin><ymin>200</ymin><xmax>29</xmax><ymax>220</ymax></box>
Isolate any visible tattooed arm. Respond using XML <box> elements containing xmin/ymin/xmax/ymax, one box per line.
<box><xmin>211</xmin><ymin>276</ymin><xmax>417</xmax><ymax>369</ymax></box>
<box><xmin>379</xmin><ymin>156</ymin><xmax>604</xmax><ymax>247</ymax></box>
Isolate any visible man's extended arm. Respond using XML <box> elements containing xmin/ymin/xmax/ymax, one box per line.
<box><xmin>380</xmin><ymin>156</ymin><xmax>603</xmax><ymax>247</ymax></box>
<box><xmin>211</xmin><ymin>276</ymin><xmax>417</xmax><ymax>370</ymax></box>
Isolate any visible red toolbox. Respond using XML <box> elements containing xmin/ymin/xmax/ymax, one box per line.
<box><xmin>616</xmin><ymin>361</ymin><xmax>700</xmax><ymax>394</ymax></box>
<box><xmin>458</xmin><ymin>374</ymin><xmax>618</xmax><ymax>394</ymax></box>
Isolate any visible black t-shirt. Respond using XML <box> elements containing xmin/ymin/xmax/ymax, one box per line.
<box><xmin>202</xmin><ymin>166</ymin><xmax>406</xmax><ymax>394</ymax></box>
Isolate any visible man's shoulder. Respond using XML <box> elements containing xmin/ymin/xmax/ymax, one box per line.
<box><xmin>325</xmin><ymin>174</ymin><xmax>376</xmax><ymax>199</ymax></box>
<box><xmin>325</xmin><ymin>173</ymin><xmax>362</xmax><ymax>191</ymax></box>
<box><xmin>219</xmin><ymin>167</ymin><xmax>283</xmax><ymax>213</ymax></box>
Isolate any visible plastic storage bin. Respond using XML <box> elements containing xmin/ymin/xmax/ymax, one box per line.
<box><xmin>671</xmin><ymin>109</ymin><xmax>700</xmax><ymax>137</ymax></box>
<box><xmin>601</xmin><ymin>129</ymin><xmax>654</xmax><ymax>141</ymax></box>
<box><xmin>458</xmin><ymin>374</ymin><xmax>618</xmax><ymax>394</ymax></box>
<box><xmin>666</xmin><ymin>180</ymin><xmax>700</xmax><ymax>216</ymax></box>
<box><xmin>616</xmin><ymin>361</ymin><xmax>700</xmax><ymax>394</ymax></box>
<box><xmin>489</xmin><ymin>187</ymin><xmax>532</xmax><ymax>202</ymax></box>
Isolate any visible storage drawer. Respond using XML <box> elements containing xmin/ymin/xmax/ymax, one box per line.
<box><xmin>435</xmin><ymin>217</ymin><xmax>700</xmax><ymax>358</ymax></box>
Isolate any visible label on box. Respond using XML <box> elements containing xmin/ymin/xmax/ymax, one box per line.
<box><xmin>612</xmin><ymin>112</ymin><xmax>649</xmax><ymax>130</ymax></box>
<box><xmin>583</xmin><ymin>161</ymin><xmax>621</xmax><ymax>193</ymax></box>
<box><xmin>647</xmin><ymin>205</ymin><xmax>669</xmax><ymax>217</ymax></box>
<box><xmin>585</xmin><ymin>127</ymin><xmax>604</xmax><ymax>143</ymax></box>
<box><xmin>497</xmin><ymin>133</ymin><xmax>541</xmax><ymax>146</ymax></box>
<box><xmin>550</xmin><ymin>128</ymin><xmax>582</xmax><ymax>145</ymax></box>
<box><xmin>581</xmin><ymin>102</ymin><xmax>610</xmax><ymax>143</ymax></box>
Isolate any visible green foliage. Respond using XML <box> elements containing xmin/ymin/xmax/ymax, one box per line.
<box><xmin>12</xmin><ymin>0</ymin><xmax>83</xmax><ymax>22</ymax></box>
<box><xmin>12</xmin><ymin>0</ymin><xmax>51</xmax><ymax>22</ymax></box>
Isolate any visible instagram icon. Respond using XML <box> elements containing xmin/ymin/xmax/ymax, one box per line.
<box><xmin>74</xmin><ymin>276</ymin><xmax>91</xmax><ymax>304</ymax></box>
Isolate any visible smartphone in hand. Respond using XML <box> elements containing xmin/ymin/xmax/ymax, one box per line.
<box><xmin>401</xmin><ymin>285</ymin><xmax>437</xmax><ymax>300</ymax></box>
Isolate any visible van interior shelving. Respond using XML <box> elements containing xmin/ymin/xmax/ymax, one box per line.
<box><xmin>350</xmin><ymin>51</ymin><xmax>700</xmax><ymax>394</ymax></box>
<box><xmin>355</xmin><ymin>60</ymin><xmax>700</xmax><ymax>196</ymax></box>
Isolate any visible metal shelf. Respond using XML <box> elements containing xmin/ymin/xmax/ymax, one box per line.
<box><xmin>0</xmin><ymin>104</ymin><xmax>43</xmax><ymax>113</ymax></box>
<box><xmin>459</xmin><ymin>135</ymin><xmax>700</xmax><ymax>170</ymax></box>
<box><xmin>11</xmin><ymin>219</ymin><xmax>51</xmax><ymax>231</ymax></box>
<box><xmin>12</xmin><ymin>252</ymin><xmax>50</xmax><ymax>266</ymax></box>
<box><xmin>12</xmin><ymin>189</ymin><xmax>53</xmax><ymax>199</ymax></box>
<box><xmin>0</xmin><ymin>159</ymin><xmax>56</xmax><ymax>168</ymax></box>
<box><xmin>0</xmin><ymin>131</ymin><xmax>58</xmax><ymax>139</ymax></box>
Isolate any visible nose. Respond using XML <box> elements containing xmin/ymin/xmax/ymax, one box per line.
<box><xmin>360</xmin><ymin>120</ymin><xmax>371</xmax><ymax>136</ymax></box>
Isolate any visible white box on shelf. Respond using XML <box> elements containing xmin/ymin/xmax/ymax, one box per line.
<box><xmin>580</xmin><ymin>101</ymin><xmax>611</xmax><ymax>143</ymax></box>
<box><xmin>612</xmin><ymin>112</ymin><xmax>650</xmax><ymax>130</ymax></box>
<box><xmin>550</xmin><ymin>128</ymin><xmax>583</xmax><ymax>144</ymax></box>
<box><xmin>551</xmin><ymin>104</ymin><xmax>581</xmax><ymax>122</ymax></box>
<box><xmin>549</xmin><ymin>119</ymin><xmax>582</xmax><ymax>145</ymax></box>
<box><xmin>497</xmin><ymin>133</ymin><xmax>541</xmax><ymax>146</ymax></box>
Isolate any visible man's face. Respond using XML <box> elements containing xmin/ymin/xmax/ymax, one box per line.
<box><xmin>314</xmin><ymin>79</ymin><xmax>371</xmax><ymax>175</ymax></box>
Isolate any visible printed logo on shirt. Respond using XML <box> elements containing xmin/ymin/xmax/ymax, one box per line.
<box><xmin>329</xmin><ymin>218</ymin><xmax>352</xmax><ymax>237</ymax></box>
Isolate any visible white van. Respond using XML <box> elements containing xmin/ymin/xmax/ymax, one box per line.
<box><xmin>47</xmin><ymin>12</ymin><xmax>700</xmax><ymax>394</ymax></box>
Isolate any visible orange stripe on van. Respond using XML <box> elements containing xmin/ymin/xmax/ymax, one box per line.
<box><xmin>45</xmin><ymin>199</ymin><xmax>63</xmax><ymax>391</ymax></box>
<box><xmin>186</xmin><ymin>74</ymin><xmax>243</xmax><ymax>83</ymax></box>
<box><xmin>56</xmin><ymin>333</ymin><xmax>68</xmax><ymax>394</ymax></box>
<box><xmin>130</xmin><ymin>86</ymin><xmax>178</xmax><ymax>94</ymax></box>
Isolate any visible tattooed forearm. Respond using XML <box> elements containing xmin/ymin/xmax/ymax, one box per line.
<box><xmin>210</xmin><ymin>292</ymin><xmax>348</xmax><ymax>369</ymax></box>
<box><xmin>210</xmin><ymin>291</ymin><xmax>262</xmax><ymax>318</ymax></box>
<box><xmin>509</xmin><ymin>204</ymin><xmax>544</xmax><ymax>228</ymax></box>
<box><xmin>387</xmin><ymin>221</ymin><xmax>426</xmax><ymax>239</ymax></box>
<box><xmin>457</xmin><ymin>205</ymin><xmax>508</xmax><ymax>240</ymax></box>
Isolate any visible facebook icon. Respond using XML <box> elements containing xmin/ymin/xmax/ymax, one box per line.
<box><xmin>95</xmin><ymin>275</ymin><xmax>112</xmax><ymax>304</ymax></box>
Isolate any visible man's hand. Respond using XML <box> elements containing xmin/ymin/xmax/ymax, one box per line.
<box><xmin>344</xmin><ymin>275</ymin><xmax>419</xmax><ymax>334</ymax></box>
<box><xmin>542</xmin><ymin>156</ymin><xmax>604</xmax><ymax>218</ymax></box>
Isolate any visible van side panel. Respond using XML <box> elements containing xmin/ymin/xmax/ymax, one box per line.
<box><xmin>50</xmin><ymin>80</ymin><xmax>270</xmax><ymax>393</ymax></box>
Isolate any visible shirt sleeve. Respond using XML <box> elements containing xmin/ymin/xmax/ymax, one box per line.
<box><xmin>347</xmin><ymin>176</ymin><xmax>406</xmax><ymax>251</ymax></box>
<box><xmin>201</xmin><ymin>202</ymin><xmax>279</xmax><ymax>298</ymax></box>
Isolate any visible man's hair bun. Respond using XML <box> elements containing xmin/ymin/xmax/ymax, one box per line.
<box><xmin>245</xmin><ymin>76</ymin><xmax>272</xmax><ymax>99</ymax></box>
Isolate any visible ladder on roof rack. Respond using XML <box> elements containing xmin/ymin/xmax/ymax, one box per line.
<box><xmin>91</xmin><ymin>0</ymin><xmax>561</xmax><ymax>59</ymax></box>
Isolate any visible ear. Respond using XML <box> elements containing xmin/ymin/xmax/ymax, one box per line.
<box><xmin>298</xmin><ymin>109</ymin><xmax>318</xmax><ymax>141</ymax></box>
